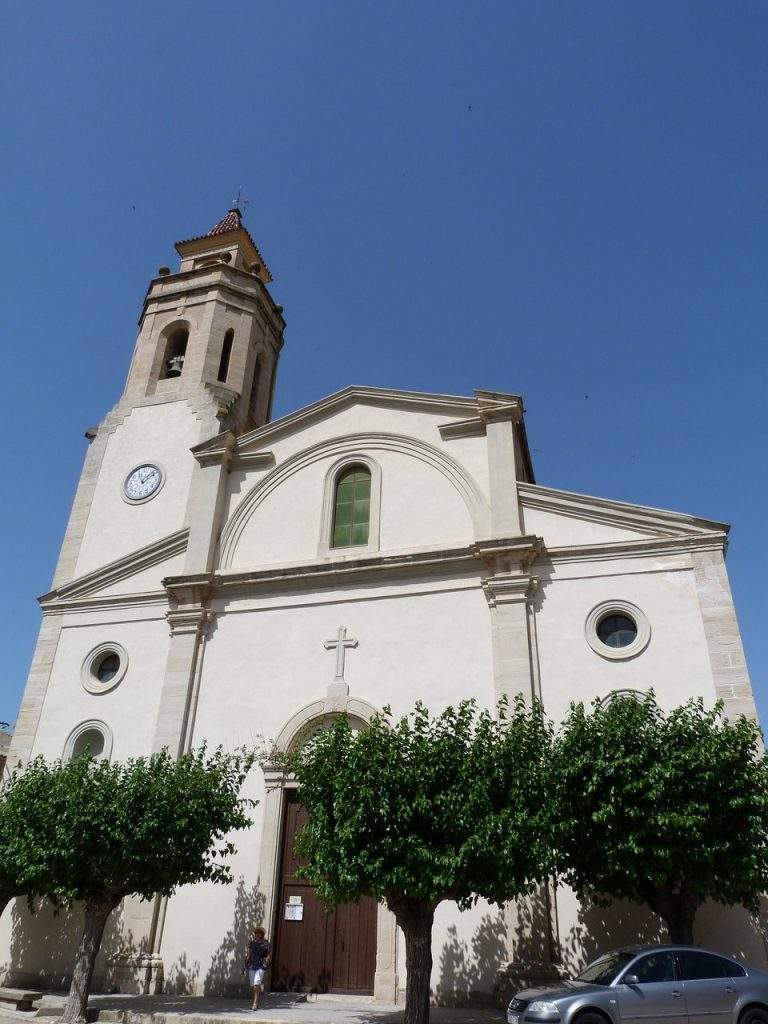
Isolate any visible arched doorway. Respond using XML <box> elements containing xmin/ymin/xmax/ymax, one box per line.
<box><xmin>262</xmin><ymin>699</ymin><xmax>395</xmax><ymax>997</ymax></box>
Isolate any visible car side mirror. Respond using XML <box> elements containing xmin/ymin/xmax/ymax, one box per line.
<box><xmin>623</xmin><ymin>974</ymin><xmax>640</xmax><ymax>986</ymax></box>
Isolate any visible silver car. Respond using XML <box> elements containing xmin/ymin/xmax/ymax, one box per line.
<box><xmin>506</xmin><ymin>945</ymin><xmax>768</xmax><ymax>1023</ymax></box>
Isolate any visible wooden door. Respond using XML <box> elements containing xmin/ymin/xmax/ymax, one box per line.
<box><xmin>271</xmin><ymin>793</ymin><xmax>377</xmax><ymax>994</ymax></box>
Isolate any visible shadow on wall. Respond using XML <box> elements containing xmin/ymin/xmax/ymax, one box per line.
<box><xmin>690</xmin><ymin>898</ymin><xmax>768</xmax><ymax>966</ymax></box>
<box><xmin>2</xmin><ymin>898</ymin><xmax>128</xmax><ymax>990</ymax></box>
<box><xmin>559</xmin><ymin>894</ymin><xmax>666</xmax><ymax>977</ymax></box>
<box><xmin>164</xmin><ymin>876</ymin><xmax>266</xmax><ymax>996</ymax></box>
<box><xmin>436</xmin><ymin>911</ymin><xmax>507</xmax><ymax>1006</ymax></box>
<box><xmin>559</xmin><ymin>893</ymin><xmax>768</xmax><ymax>975</ymax></box>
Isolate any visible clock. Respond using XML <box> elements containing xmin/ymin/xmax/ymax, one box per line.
<box><xmin>123</xmin><ymin>463</ymin><xmax>164</xmax><ymax>503</ymax></box>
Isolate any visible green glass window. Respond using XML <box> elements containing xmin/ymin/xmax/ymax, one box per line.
<box><xmin>331</xmin><ymin>465</ymin><xmax>371</xmax><ymax>548</ymax></box>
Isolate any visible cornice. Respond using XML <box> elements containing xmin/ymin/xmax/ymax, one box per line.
<box><xmin>541</xmin><ymin>533</ymin><xmax>728</xmax><ymax>565</ymax></box>
<box><xmin>471</xmin><ymin>536</ymin><xmax>544</xmax><ymax>574</ymax></box>
<box><xmin>438</xmin><ymin>391</ymin><xmax>524</xmax><ymax>439</ymax></box>
<box><xmin>41</xmin><ymin>591</ymin><xmax>169</xmax><ymax>615</ymax></box>
<box><xmin>519</xmin><ymin>482</ymin><xmax>728</xmax><ymax>537</ymax></box>
<box><xmin>191</xmin><ymin>430</ymin><xmax>275</xmax><ymax>470</ymax></box>
<box><xmin>141</xmin><ymin>267</ymin><xmax>285</xmax><ymax>334</ymax></box>
<box><xmin>164</xmin><ymin>536</ymin><xmax>547</xmax><ymax>599</ymax></box>
<box><xmin>40</xmin><ymin>528</ymin><xmax>189</xmax><ymax>605</ymax></box>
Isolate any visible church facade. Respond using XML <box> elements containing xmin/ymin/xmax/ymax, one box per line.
<box><xmin>2</xmin><ymin>211</ymin><xmax>763</xmax><ymax>1001</ymax></box>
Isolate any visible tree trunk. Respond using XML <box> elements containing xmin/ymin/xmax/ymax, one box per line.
<box><xmin>388</xmin><ymin>896</ymin><xmax>435</xmax><ymax>1024</ymax></box>
<box><xmin>61</xmin><ymin>895</ymin><xmax>117</xmax><ymax>1024</ymax></box>
<box><xmin>648</xmin><ymin>886</ymin><xmax>698</xmax><ymax>946</ymax></box>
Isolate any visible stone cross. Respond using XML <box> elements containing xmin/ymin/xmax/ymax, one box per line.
<box><xmin>323</xmin><ymin>626</ymin><xmax>358</xmax><ymax>683</ymax></box>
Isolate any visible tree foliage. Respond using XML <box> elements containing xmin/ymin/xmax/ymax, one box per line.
<box><xmin>553</xmin><ymin>692</ymin><xmax>768</xmax><ymax>943</ymax></box>
<box><xmin>0</xmin><ymin>762</ymin><xmax>61</xmax><ymax>917</ymax></box>
<box><xmin>7</xmin><ymin>747</ymin><xmax>255</xmax><ymax>1023</ymax></box>
<box><xmin>291</xmin><ymin>699</ymin><xmax>554</xmax><ymax>1024</ymax></box>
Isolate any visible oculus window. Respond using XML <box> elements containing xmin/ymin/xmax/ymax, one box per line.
<box><xmin>331</xmin><ymin>465</ymin><xmax>371</xmax><ymax>548</ymax></box>
<box><xmin>585</xmin><ymin>600</ymin><xmax>651</xmax><ymax>660</ymax></box>
<box><xmin>81</xmin><ymin>642</ymin><xmax>129</xmax><ymax>694</ymax></box>
<box><xmin>64</xmin><ymin>720</ymin><xmax>113</xmax><ymax>761</ymax></box>
<box><xmin>596</xmin><ymin>613</ymin><xmax>638</xmax><ymax>649</ymax></box>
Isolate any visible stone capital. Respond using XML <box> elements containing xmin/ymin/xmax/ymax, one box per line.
<box><xmin>472</xmin><ymin>536</ymin><xmax>544</xmax><ymax>575</ymax></box>
<box><xmin>482</xmin><ymin>573</ymin><xmax>538</xmax><ymax>608</ymax></box>
<box><xmin>166</xmin><ymin>607</ymin><xmax>214</xmax><ymax>637</ymax></box>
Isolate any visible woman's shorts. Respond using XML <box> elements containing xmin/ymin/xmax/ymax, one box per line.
<box><xmin>248</xmin><ymin>968</ymin><xmax>265</xmax><ymax>987</ymax></box>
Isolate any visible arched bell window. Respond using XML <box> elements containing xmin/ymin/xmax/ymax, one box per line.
<box><xmin>161</xmin><ymin>328</ymin><xmax>188</xmax><ymax>379</ymax></box>
<box><xmin>217</xmin><ymin>329</ymin><xmax>234</xmax><ymax>383</ymax></box>
<box><xmin>331</xmin><ymin>465</ymin><xmax>372</xmax><ymax>548</ymax></box>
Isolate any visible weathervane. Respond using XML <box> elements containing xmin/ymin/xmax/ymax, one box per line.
<box><xmin>232</xmin><ymin>186</ymin><xmax>251</xmax><ymax>210</ymax></box>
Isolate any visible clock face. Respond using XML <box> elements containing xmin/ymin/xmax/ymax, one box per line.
<box><xmin>124</xmin><ymin>464</ymin><xmax>163</xmax><ymax>502</ymax></box>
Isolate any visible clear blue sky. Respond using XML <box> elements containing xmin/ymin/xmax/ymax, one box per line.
<box><xmin>1</xmin><ymin>1</ymin><xmax>766</xmax><ymax>727</ymax></box>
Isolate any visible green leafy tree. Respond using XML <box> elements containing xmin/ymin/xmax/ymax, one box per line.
<box><xmin>553</xmin><ymin>692</ymin><xmax>768</xmax><ymax>944</ymax></box>
<box><xmin>6</xmin><ymin>747</ymin><xmax>254</xmax><ymax>1024</ymax></box>
<box><xmin>291</xmin><ymin>699</ymin><xmax>554</xmax><ymax>1024</ymax></box>
<box><xmin>0</xmin><ymin>761</ymin><xmax>56</xmax><ymax>918</ymax></box>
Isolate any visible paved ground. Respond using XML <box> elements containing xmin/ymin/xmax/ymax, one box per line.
<box><xmin>14</xmin><ymin>993</ymin><xmax>501</xmax><ymax>1024</ymax></box>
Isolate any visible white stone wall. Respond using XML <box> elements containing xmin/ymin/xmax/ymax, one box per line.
<box><xmin>74</xmin><ymin>402</ymin><xmax>202</xmax><ymax>579</ymax></box>
<box><xmin>534</xmin><ymin>554</ymin><xmax>715</xmax><ymax>724</ymax></box>
<box><xmin>26</xmin><ymin>608</ymin><xmax>170</xmax><ymax>763</ymax></box>
<box><xmin>3</xmin><ymin>390</ymin><xmax>763</xmax><ymax>999</ymax></box>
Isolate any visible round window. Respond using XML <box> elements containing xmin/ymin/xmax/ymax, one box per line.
<box><xmin>95</xmin><ymin>652</ymin><xmax>120</xmax><ymax>683</ymax></box>
<box><xmin>585</xmin><ymin>601</ymin><xmax>651</xmax><ymax>660</ymax></box>
<box><xmin>71</xmin><ymin>728</ymin><xmax>106</xmax><ymax>759</ymax></box>
<box><xmin>81</xmin><ymin>643</ymin><xmax>128</xmax><ymax>694</ymax></box>
<box><xmin>64</xmin><ymin>720</ymin><xmax>113</xmax><ymax>761</ymax></box>
<box><xmin>596</xmin><ymin>613</ymin><xmax>638</xmax><ymax>649</ymax></box>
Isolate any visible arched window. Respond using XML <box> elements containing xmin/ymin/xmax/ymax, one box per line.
<box><xmin>64</xmin><ymin>720</ymin><xmax>113</xmax><ymax>761</ymax></box>
<box><xmin>162</xmin><ymin>328</ymin><xmax>188</xmax><ymax>379</ymax></box>
<box><xmin>249</xmin><ymin>355</ymin><xmax>263</xmax><ymax>422</ymax></box>
<box><xmin>217</xmin><ymin>329</ymin><xmax>234</xmax><ymax>383</ymax></box>
<box><xmin>331</xmin><ymin>465</ymin><xmax>371</xmax><ymax>548</ymax></box>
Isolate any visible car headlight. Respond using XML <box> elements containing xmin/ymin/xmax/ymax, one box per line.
<box><xmin>527</xmin><ymin>1001</ymin><xmax>560</xmax><ymax>1014</ymax></box>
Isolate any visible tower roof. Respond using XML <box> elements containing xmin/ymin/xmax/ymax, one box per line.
<box><xmin>175</xmin><ymin>207</ymin><xmax>273</xmax><ymax>283</ymax></box>
<box><xmin>207</xmin><ymin>208</ymin><xmax>244</xmax><ymax>235</ymax></box>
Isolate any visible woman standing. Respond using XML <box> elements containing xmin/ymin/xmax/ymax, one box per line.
<box><xmin>244</xmin><ymin>925</ymin><xmax>271</xmax><ymax>1010</ymax></box>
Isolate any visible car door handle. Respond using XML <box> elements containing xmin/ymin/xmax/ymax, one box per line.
<box><xmin>671</xmin><ymin>990</ymin><xmax>682</xmax><ymax>998</ymax></box>
<box><xmin>725</xmin><ymin>986</ymin><xmax>735</xmax><ymax>994</ymax></box>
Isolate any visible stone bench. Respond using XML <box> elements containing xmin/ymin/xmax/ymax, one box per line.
<box><xmin>0</xmin><ymin>987</ymin><xmax>42</xmax><ymax>1011</ymax></box>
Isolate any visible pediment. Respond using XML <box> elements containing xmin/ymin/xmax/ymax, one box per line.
<box><xmin>519</xmin><ymin>482</ymin><xmax>728</xmax><ymax>549</ymax></box>
<box><xmin>230</xmin><ymin>385</ymin><xmax>527</xmax><ymax>454</ymax></box>
<box><xmin>40</xmin><ymin>528</ymin><xmax>188</xmax><ymax>605</ymax></box>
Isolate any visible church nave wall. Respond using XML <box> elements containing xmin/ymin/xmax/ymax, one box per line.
<box><xmin>27</xmin><ymin>611</ymin><xmax>169</xmax><ymax>763</ymax></box>
<box><xmin>532</xmin><ymin>555</ymin><xmax>715</xmax><ymax>725</ymax></box>
<box><xmin>225</xmin><ymin>445</ymin><xmax>479</xmax><ymax>570</ymax></box>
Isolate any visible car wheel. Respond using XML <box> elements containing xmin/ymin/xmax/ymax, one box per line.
<box><xmin>574</xmin><ymin>1013</ymin><xmax>609</xmax><ymax>1024</ymax></box>
<box><xmin>741</xmin><ymin>1009</ymin><xmax>768</xmax><ymax>1024</ymax></box>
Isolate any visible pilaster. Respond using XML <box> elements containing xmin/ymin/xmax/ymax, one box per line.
<box><xmin>184</xmin><ymin>432</ymin><xmax>236</xmax><ymax>573</ymax></box>
<box><xmin>479</xmin><ymin>396</ymin><xmax>524</xmax><ymax>537</ymax></box>
<box><xmin>152</xmin><ymin>581</ymin><xmax>214</xmax><ymax>757</ymax></box>
<box><xmin>692</xmin><ymin>548</ymin><xmax>759</xmax><ymax>722</ymax></box>
<box><xmin>5</xmin><ymin>613</ymin><xmax>63</xmax><ymax>771</ymax></box>
<box><xmin>474</xmin><ymin>537</ymin><xmax>543</xmax><ymax>705</ymax></box>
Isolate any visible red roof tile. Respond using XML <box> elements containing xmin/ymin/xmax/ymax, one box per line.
<box><xmin>207</xmin><ymin>208</ymin><xmax>243</xmax><ymax>235</ymax></box>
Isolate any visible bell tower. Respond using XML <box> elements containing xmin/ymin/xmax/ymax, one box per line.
<box><xmin>123</xmin><ymin>207</ymin><xmax>285</xmax><ymax>434</ymax></box>
<box><xmin>46</xmin><ymin>209</ymin><xmax>285</xmax><ymax>592</ymax></box>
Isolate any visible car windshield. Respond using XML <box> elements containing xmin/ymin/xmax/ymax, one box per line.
<box><xmin>576</xmin><ymin>951</ymin><xmax>636</xmax><ymax>985</ymax></box>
